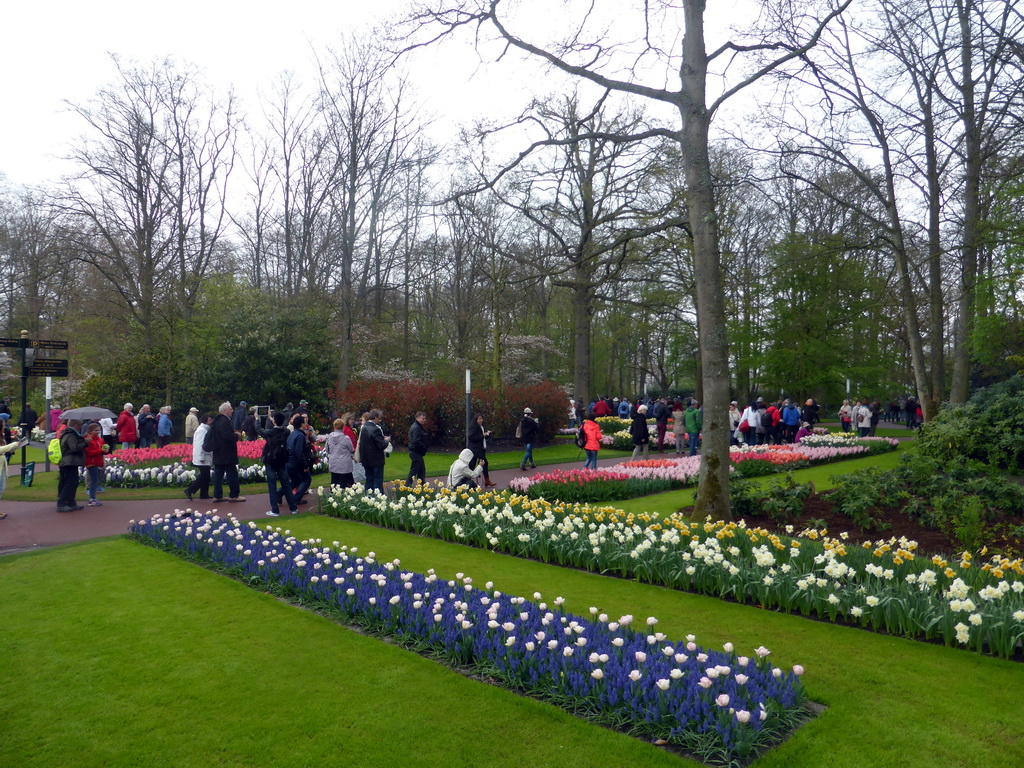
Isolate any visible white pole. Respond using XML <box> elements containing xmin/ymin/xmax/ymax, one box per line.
<box><xmin>465</xmin><ymin>368</ymin><xmax>472</xmax><ymax>449</ymax></box>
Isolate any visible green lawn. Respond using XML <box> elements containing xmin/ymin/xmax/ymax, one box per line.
<box><xmin>3</xmin><ymin>515</ymin><xmax>1021</xmax><ymax>768</ymax></box>
<box><xmin>4</xmin><ymin>445</ymin><xmax>47</xmax><ymax>465</ymax></box>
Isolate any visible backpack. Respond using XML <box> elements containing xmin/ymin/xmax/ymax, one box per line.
<box><xmin>48</xmin><ymin>437</ymin><xmax>62</xmax><ymax>463</ymax></box>
<box><xmin>574</xmin><ymin>427</ymin><xmax>587</xmax><ymax>449</ymax></box>
<box><xmin>262</xmin><ymin>429</ymin><xmax>288</xmax><ymax>468</ymax></box>
<box><xmin>761</xmin><ymin>410</ymin><xmax>773</xmax><ymax>429</ymax></box>
<box><xmin>202</xmin><ymin>426</ymin><xmax>215</xmax><ymax>453</ymax></box>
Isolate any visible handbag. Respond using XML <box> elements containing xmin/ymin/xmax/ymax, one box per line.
<box><xmin>738</xmin><ymin>419</ymin><xmax>750</xmax><ymax>433</ymax></box>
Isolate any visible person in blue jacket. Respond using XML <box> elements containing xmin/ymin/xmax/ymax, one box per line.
<box><xmin>157</xmin><ymin>406</ymin><xmax>173</xmax><ymax>447</ymax></box>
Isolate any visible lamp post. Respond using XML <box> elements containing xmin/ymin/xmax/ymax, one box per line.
<box><xmin>19</xmin><ymin>329</ymin><xmax>28</xmax><ymax>472</ymax></box>
<box><xmin>465</xmin><ymin>368</ymin><xmax>472</xmax><ymax>450</ymax></box>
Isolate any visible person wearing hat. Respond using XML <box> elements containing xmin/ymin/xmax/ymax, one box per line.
<box><xmin>184</xmin><ymin>407</ymin><xmax>200</xmax><ymax>444</ymax></box>
<box><xmin>518</xmin><ymin>408</ymin><xmax>539</xmax><ymax>470</ymax></box>
<box><xmin>630</xmin><ymin>404</ymin><xmax>651</xmax><ymax>460</ymax></box>
<box><xmin>296</xmin><ymin>399</ymin><xmax>309</xmax><ymax>416</ymax></box>
<box><xmin>233</xmin><ymin>401</ymin><xmax>248</xmax><ymax>431</ymax></box>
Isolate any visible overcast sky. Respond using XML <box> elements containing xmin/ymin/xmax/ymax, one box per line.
<box><xmin>1</xmin><ymin>0</ymin><xmax>750</xmax><ymax>188</ymax></box>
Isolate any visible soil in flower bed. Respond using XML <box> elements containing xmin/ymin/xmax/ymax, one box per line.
<box><xmin>684</xmin><ymin>493</ymin><xmax>1024</xmax><ymax>559</ymax></box>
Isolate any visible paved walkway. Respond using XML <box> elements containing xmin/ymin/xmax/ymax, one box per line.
<box><xmin>0</xmin><ymin>453</ymin><xmax>635</xmax><ymax>555</ymax></box>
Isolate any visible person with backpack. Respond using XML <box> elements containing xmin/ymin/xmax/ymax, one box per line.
<box><xmin>518</xmin><ymin>408</ymin><xmax>539</xmax><ymax>471</ymax></box>
<box><xmin>286</xmin><ymin>413</ymin><xmax>314</xmax><ymax>504</ymax></box>
<box><xmin>630</xmin><ymin>404</ymin><xmax>651</xmax><ymax>460</ymax></box>
<box><xmin>326</xmin><ymin>416</ymin><xmax>356</xmax><ymax>489</ymax></box>
<box><xmin>56</xmin><ymin>419</ymin><xmax>92</xmax><ymax>512</ymax></box>
<box><xmin>754</xmin><ymin>400</ymin><xmax>769</xmax><ymax>444</ymax></box>
<box><xmin>184</xmin><ymin>414</ymin><xmax>213</xmax><ymax>502</ymax></box>
<box><xmin>265</xmin><ymin>411</ymin><xmax>300</xmax><ymax>516</ymax></box>
<box><xmin>579</xmin><ymin>411</ymin><xmax>603</xmax><ymax>470</ymax></box>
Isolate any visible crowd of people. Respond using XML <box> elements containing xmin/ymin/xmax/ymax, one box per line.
<box><xmin>567</xmin><ymin>391</ymin><xmax>914</xmax><ymax>470</ymax></box>
<box><xmin>0</xmin><ymin>386</ymin><xmax>918</xmax><ymax>518</ymax></box>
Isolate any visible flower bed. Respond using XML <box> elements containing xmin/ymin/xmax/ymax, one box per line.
<box><xmin>508</xmin><ymin>468</ymin><xmax>676</xmax><ymax>503</ymax></box>
<box><xmin>99</xmin><ymin>437</ymin><xmax>327</xmax><ymax>487</ymax></box>
<box><xmin>99</xmin><ymin>460</ymin><xmax>324</xmax><ymax>489</ymax></box>
<box><xmin>129</xmin><ymin>511</ymin><xmax>807</xmax><ymax>764</ymax></box>
<box><xmin>797</xmin><ymin>434</ymin><xmax>900</xmax><ymax>454</ymax></box>
<box><xmin>511</xmin><ymin>441</ymin><xmax>896</xmax><ymax>501</ymax></box>
<box><xmin>603</xmin><ymin>429</ymin><xmax>679</xmax><ymax>451</ymax></box>
<box><xmin>110</xmin><ymin>439</ymin><xmax>277</xmax><ymax>467</ymax></box>
<box><xmin>318</xmin><ymin>485</ymin><xmax>1024</xmax><ymax>658</ymax></box>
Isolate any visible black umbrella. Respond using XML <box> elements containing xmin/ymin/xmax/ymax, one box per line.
<box><xmin>59</xmin><ymin>407</ymin><xmax>118</xmax><ymax>421</ymax></box>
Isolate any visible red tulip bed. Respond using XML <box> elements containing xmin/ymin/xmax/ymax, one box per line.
<box><xmin>510</xmin><ymin>441</ymin><xmax>899</xmax><ymax>503</ymax></box>
<box><xmin>109</xmin><ymin>440</ymin><xmax>272</xmax><ymax>469</ymax></box>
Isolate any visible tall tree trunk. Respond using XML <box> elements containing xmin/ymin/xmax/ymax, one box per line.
<box><xmin>572</xmin><ymin>277</ymin><xmax>592</xmax><ymax>405</ymax></box>
<box><xmin>682</xmin><ymin>0</ymin><xmax>730</xmax><ymax>521</ymax></box>
<box><xmin>925</xmin><ymin>120</ymin><xmax>945</xmax><ymax>417</ymax></box>
<box><xmin>950</xmin><ymin>0</ymin><xmax>980</xmax><ymax>404</ymax></box>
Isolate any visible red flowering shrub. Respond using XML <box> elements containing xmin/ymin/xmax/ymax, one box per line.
<box><xmin>330</xmin><ymin>380</ymin><xmax>569</xmax><ymax>448</ymax></box>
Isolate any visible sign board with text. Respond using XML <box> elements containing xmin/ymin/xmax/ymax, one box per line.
<box><xmin>32</xmin><ymin>339</ymin><xmax>69</xmax><ymax>350</ymax></box>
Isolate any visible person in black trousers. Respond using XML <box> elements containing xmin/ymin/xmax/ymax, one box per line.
<box><xmin>406</xmin><ymin>411</ymin><xmax>428</xmax><ymax>485</ymax></box>
<box><xmin>468</xmin><ymin>413</ymin><xmax>496</xmax><ymax>487</ymax></box>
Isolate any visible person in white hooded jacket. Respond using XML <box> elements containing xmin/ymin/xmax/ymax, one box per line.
<box><xmin>448</xmin><ymin>448</ymin><xmax>484</xmax><ymax>488</ymax></box>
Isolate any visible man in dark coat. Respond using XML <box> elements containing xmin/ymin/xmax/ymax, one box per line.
<box><xmin>18</xmin><ymin>403</ymin><xmax>38</xmax><ymax>440</ymax></box>
<box><xmin>57</xmin><ymin>419</ymin><xmax>91</xmax><ymax>512</ymax></box>
<box><xmin>359</xmin><ymin>409</ymin><xmax>390</xmax><ymax>494</ymax></box>
<box><xmin>652</xmin><ymin>398</ymin><xmax>671</xmax><ymax>453</ymax></box>
<box><xmin>406</xmin><ymin>411</ymin><xmax>429</xmax><ymax>485</ymax></box>
<box><xmin>519</xmin><ymin>408</ymin><xmax>539</xmax><ymax>470</ymax></box>
<box><xmin>210</xmin><ymin>402</ymin><xmax>246</xmax><ymax>502</ymax></box>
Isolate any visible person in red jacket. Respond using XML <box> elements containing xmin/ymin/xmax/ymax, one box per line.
<box><xmin>84</xmin><ymin>422</ymin><xmax>107</xmax><ymax>506</ymax></box>
<box><xmin>581</xmin><ymin>412</ymin><xmax>603</xmax><ymax>470</ymax></box>
<box><xmin>592</xmin><ymin>397</ymin><xmax>612</xmax><ymax>418</ymax></box>
<box><xmin>116</xmin><ymin>403</ymin><xmax>138</xmax><ymax>449</ymax></box>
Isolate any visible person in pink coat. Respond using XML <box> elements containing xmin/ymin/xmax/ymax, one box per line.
<box><xmin>581</xmin><ymin>412</ymin><xmax>603</xmax><ymax>470</ymax></box>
